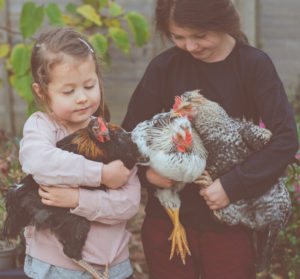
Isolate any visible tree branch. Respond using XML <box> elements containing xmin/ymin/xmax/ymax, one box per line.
<box><xmin>0</xmin><ymin>25</ymin><xmax>21</xmax><ymax>36</ymax></box>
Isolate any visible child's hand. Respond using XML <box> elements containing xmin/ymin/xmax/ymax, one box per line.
<box><xmin>146</xmin><ymin>167</ymin><xmax>175</xmax><ymax>189</ymax></box>
<box><xmin>101</xmin><ymin>160</ymin><xmax>131</xmax><ymax>189</ymax></box>
<box><xmin>199</xmin><ymin>178</ymin><xmax>230</xmax><ymax>210</ymax></box>
<box><xmin>39</xmin><ymin>185</ymin><xmax>79</xmax><ymax>209</ymax></box>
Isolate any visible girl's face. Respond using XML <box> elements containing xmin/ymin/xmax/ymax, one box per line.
<box><xmin>169</xmin><ymin>21</ymin><xmax>234</xmax><ymax>63</ymax></box>
<box><xmin>46</xmin><ymin>54</ymin><xmax>101</xmax><ymax>133</ymax></box>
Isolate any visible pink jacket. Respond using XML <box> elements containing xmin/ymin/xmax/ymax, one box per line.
<box><xmin>19</xmin><ymin>112</ymin><xmax>141</xmax><ymax>270</ymax></box>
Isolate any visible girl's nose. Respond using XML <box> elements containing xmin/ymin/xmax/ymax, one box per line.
<box><xmin>76</xmin><ymin>91</ymin><xmax>88</xmax><ymax>104</ymax></box>
<box><xmin>185</xmin><ymin>40</ymin><xmax>197</xmax><ymax>52</ymax></box>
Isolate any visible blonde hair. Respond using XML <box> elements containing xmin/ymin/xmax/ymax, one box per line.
<box><xmin>31</xmin><ymin>27</ymin><xmax>110</xmax><ymax>121</ymax></box>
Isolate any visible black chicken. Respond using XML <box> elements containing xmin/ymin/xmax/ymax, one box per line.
<box><xmin>2</xmin><ymin>117</ymin><xmax>146</xmax><ymax>279</ymax></box>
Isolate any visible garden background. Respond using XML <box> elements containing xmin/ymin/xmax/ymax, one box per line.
<box><xmin>0</xmin><ymin>0</ymin><xmax>300</xmax><ymax>278</ymax></box>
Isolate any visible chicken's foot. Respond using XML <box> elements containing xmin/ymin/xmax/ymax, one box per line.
<box><xmin>164</xmin><ymin>207</ymin><xmax>191</xmax><ymax>264</ymax></box>
<box><xmin>194</xmin><ymin>170</ymin><xmax>213</xmax><ymax>189</ymax></box>
<box><xmin>194</xmin><ymin>171</ymin><xmax>222</xmax><ymax>220</ymax></box>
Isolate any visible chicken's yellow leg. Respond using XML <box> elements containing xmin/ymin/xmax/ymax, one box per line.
<box><xmin>164</xmin><ymin>207</ymin><xmax>191</xmax><ymax>264</ymax></box>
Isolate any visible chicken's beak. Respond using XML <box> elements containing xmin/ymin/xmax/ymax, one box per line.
<box><xmin>170</xmin><ymin>112</ymin><xmax>181</xmax><ymax>119</ymax></box>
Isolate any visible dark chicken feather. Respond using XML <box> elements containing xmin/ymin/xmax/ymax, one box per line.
<box><xmin>2</xmin><ymin>117</ymin><xmax>144</xmax><ymax>278</ymax></box>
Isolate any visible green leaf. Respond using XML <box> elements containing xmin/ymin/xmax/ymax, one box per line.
<box><xmin>90</xmin><ymin>33</ymin><xmax>108</xmax><ymax>58</ymax></box>
<box><xmin>108</xmin><ymin>27</ymin><xmax>130</xmax><ymax>56</ymax></box>
<box><xmin>65</xmin><ymin>3</ymin><xmax>78</xmax><ymax>15</ymax></box>
<box><xmin>99</xmin><ymin>0</ymin><xmax>108</xmax><ymax>10</ymax></box>
<box><xmin>108</xmin><ymin>3</ymin><xmax>124</xmax><ymax>17</ymax></box>
<box><xmin>0</xmin><ymin>43</ymin><xmax>10</xmax><ymax>58</ymax></box>
<box><xmin>82</xmin><ymin>0</ymin><xmax>99</xmax><ymax>10</ymax></box>
<box><xmin>10</xmin><ymin>73</ymin><xmax>33</xmax><ymax>103</ymax></box>
<box><xmin>0</xmin><ymin>80</ymin><xmax>3</xmax><ymax>87</ymax></box>
<box><xmin>77</xmin><ymin>5</ymin><xmax>102</xmax><ymax>26</ymax></box>
<box><xmin>104</xmin><ymin>18</ymin><xmax>121</xmax><ymax>28</ymax></box>
<box><xmin>125</xmin><ymin>12</ymin><xmax>150</xmax><ymax>47</ymax></box>
<box><xmin>20</xmin><ymin>2</ymin><xmax>44</xmax><ymax>39</ymax></box>
<box><xmin>46</xmin><ymin>3</ymin><xmax>65</xmax><ymax>26</ymax></box>
<box><xmin>10</xmin><ymin>44</ymin><xmax>31</xmax><ymax>76</ymax></box>
<box><xmin>0</xmin><ymin>0</ymin><xmax>5</xmax><ymax>11</ymax></box>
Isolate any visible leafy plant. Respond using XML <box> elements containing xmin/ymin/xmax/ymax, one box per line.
<box><xmin>0</xmin><ymin>129</ymin><xmax>23</xmax><ymax>232</ymax></box>
<box><xmin>266</xmin><ymin>117</ymin><xmax>300</xmax><ymax>279</ymax></box>
<box><xmin>0</xmin><ymin>0</ymin><xmax>150</xmax><ymax>115</ymax></box>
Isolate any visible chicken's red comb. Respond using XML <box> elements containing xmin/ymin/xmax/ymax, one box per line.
<box><xmin>98</xmin><ymin>118</ymin><xmax>108</xmax><ymax>134</ymax></box>
<box><xmin>185</xmin><ymin>127</ymin><xmax>193</xmax><ymax>146</ymax></box>
<box><xmin>173</xmin><ymin>96</ymin><xmax>182</xmax><ymax>112</ymax></box>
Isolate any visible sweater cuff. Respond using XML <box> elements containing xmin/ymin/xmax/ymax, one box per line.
<box><xmin>220</xmin><ymin>169</ymin><xmax>245</xmax><ymax>203</ymax></box>
<box><xmin>82</xmin><ymin>160</ymin><xmax>103</xmax><ymax>187</ymax></box>
<box><xmin>70</xmin><ymin>188</ymin><xmax>99</xmax><ymax>219</ymax></box>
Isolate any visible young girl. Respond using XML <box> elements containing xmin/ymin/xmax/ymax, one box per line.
<box><xmin>122</xmin><ymin>0</ymin><xmax>298</xmax><ymax>279</ymax></box>
<box><xmin>19</xmin><ymin>27</ymin><xmax>140</xmax><ymax>279</ymax></box>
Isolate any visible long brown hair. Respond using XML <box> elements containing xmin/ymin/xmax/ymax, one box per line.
<box><xmin>155</xmin><ymin>0</ymin><xmax>248</xmax><ymax>42</ymax></box>
<box><xmin>31</xmin><ymin>27</ymin><xmax>110</xmax><ymax>121</ymax></box>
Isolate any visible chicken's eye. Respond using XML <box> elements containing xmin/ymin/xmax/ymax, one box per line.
<box><xmin>92</xmin><ymin>126</ymin><xmax>99</xmax><ymax>134</ymax></box>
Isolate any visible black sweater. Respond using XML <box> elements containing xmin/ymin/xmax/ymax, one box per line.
<box><xmin>122</xmin><ymin>39</ymin><xmax>299</xmax><ymax>231</ymax></box>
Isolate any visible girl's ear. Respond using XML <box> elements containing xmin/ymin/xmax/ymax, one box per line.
<box><xmin>32</xmin><ymin>83</ymin><xmax>44</xmax><ymax>100</ymax></box>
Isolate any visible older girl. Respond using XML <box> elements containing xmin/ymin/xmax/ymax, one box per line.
<box><xmin>122</xmin><ymin>0</ymin><xmax>298</xmax><ymax>278</ymax></box>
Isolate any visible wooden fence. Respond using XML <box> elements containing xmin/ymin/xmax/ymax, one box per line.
<box><xmin>1</xmin><ymin>0</ymin><xmax>300</xmax><ymax>135</ymax></box>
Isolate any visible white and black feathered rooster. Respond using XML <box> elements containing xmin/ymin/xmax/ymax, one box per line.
<box><xmin>2</xmin><ymin>117</ymin><xmax>147</xmax><ymax>279</ymax></box>
<box><xmin>172</xmin><ymin>90</ymin><xmax>292</xmax><ymax>272</ymax></box>
<box><xmin>131</xmin><ymin>113</ymin><xmax>207</xmax><ymax>264</ymax></box>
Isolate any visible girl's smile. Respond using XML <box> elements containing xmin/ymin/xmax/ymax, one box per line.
<box><xmin>169</xmin><ymin>21</ymin><xmax>236</xmax><ymax>63</ymax></box>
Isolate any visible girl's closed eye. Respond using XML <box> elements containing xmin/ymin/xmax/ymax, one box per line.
<box><xmin>85</xmin><ymin>84</ymin><xmax>95</xmax><ymax>90</ymax></box>
<box><xmin>195</xmin><ymin>34</ymin><xmax>206</xmax><ymax>39</ymax></box>
<box><xmin>173</xmin><ymin>35</ymin><xmax>183</xmax><ymax>40</ymax></box>
<box><xmin>62</xmin><ymin>89</ymin><xmax>74</xmax><ymax>95</ymax></box>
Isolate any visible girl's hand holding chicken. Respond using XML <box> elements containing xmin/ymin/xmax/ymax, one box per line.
<box><xmin>198</xmin><ymin>178</ymin><xmax>230</xmax><ymax>211</ymax></box>
<box><xmin>194</xmin><ymin>172</ymin><xmax>230</xmax><ymax>210</ymax></box>
<box><xmin>39</xmin><ymin>159</ymin><xmax>131</xmax><ymax>207</ymax></box>
<box><xmin>39</xmin><ymin>185</ymin><xmax>79</xmax><ymax>209</ymax></box>
<box><xmin>101</xmin><ymin>160</ymin><xmax>131</xmax><ymax>189</ymax></box>
<box><xmin>146</xmin><ymin>167</ymin><xmax>230</xmax><ymax>211</ymax></box>
<box><xmin>146</xmin><ymin>167</ymin><xmax>175</xmax><ymax>189</ymax></box>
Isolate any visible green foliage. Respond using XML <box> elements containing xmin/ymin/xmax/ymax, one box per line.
<box><xmin>0</xmin><ymin>44</ymin><xmax>10</xmax><ymax>58</ymax></box>
<box><xmin>125</xmin><ymin>12</ymin><xmax>150</xmax><ymax>47</ymax></box>
<box><xmin>0</xmin><ymin>0</ymin><xmax>150</xmax><ymax>116</ymax></box>
<box><xmin>0</xmin><ymin>130</ymin><xmax>22</xmax><ymax>233</ymax></box>
<box><xmin>267</xmin><ymin>117</ymin><xmax>300</xmax><ymax>279</ymax></box>
<box><xmin>0</xmin><ymin>0</ymin><xmax>5</xmax><ymax>11</ymax></box>
<box><xmin>20</xmin><ymin>2</ymin><xmax>44</xmax><ymax>40</ymax></box>
<box><xmin>109</xmin><ymin>27</ymin><xmax>129</xmax><ymax>56</ymax></box>
<box><xmin>45</xmin><ymin>3</ymin><xmax>66</xmax><ymax>27</ymax></box>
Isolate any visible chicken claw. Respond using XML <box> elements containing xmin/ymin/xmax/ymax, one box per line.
<box><xmin>165</xmin><ymin>207</ymin><xmax>191</xmax><ymax>264</ymax></box>
<box><xmin>194</xmin><ymin>170</ymin><xmax>213</xmax><ymax>188</ymax></box>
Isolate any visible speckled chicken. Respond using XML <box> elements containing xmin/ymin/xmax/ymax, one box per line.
<box><xmin>131</xmin><ymin>113</ymin><xmax>207</xmax><ymax>264</ymax></box>
<box><xmin>2</xmin><ymin>117</ymin><xmax>145</xmax><ymax>279</ymax></box>
<box><xmin>172</xmin><ymin>90</ymin><xmax>292</xmax><ymax>272</ymax></box>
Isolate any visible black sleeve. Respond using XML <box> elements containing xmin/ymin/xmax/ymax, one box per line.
<box><xmin>221</xmin><ymin>52</ymin><xmax>299</xmax><ymax>202</ymax></box>
<box><xmin>122</xmin><ymin>59</ymin><xmax>166</xmax><ymax>190</ymax></box>
<box><xmin>122</xmin><ymin>59</ymin><xmax>166</xmax><ymax>132</ymax></box>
